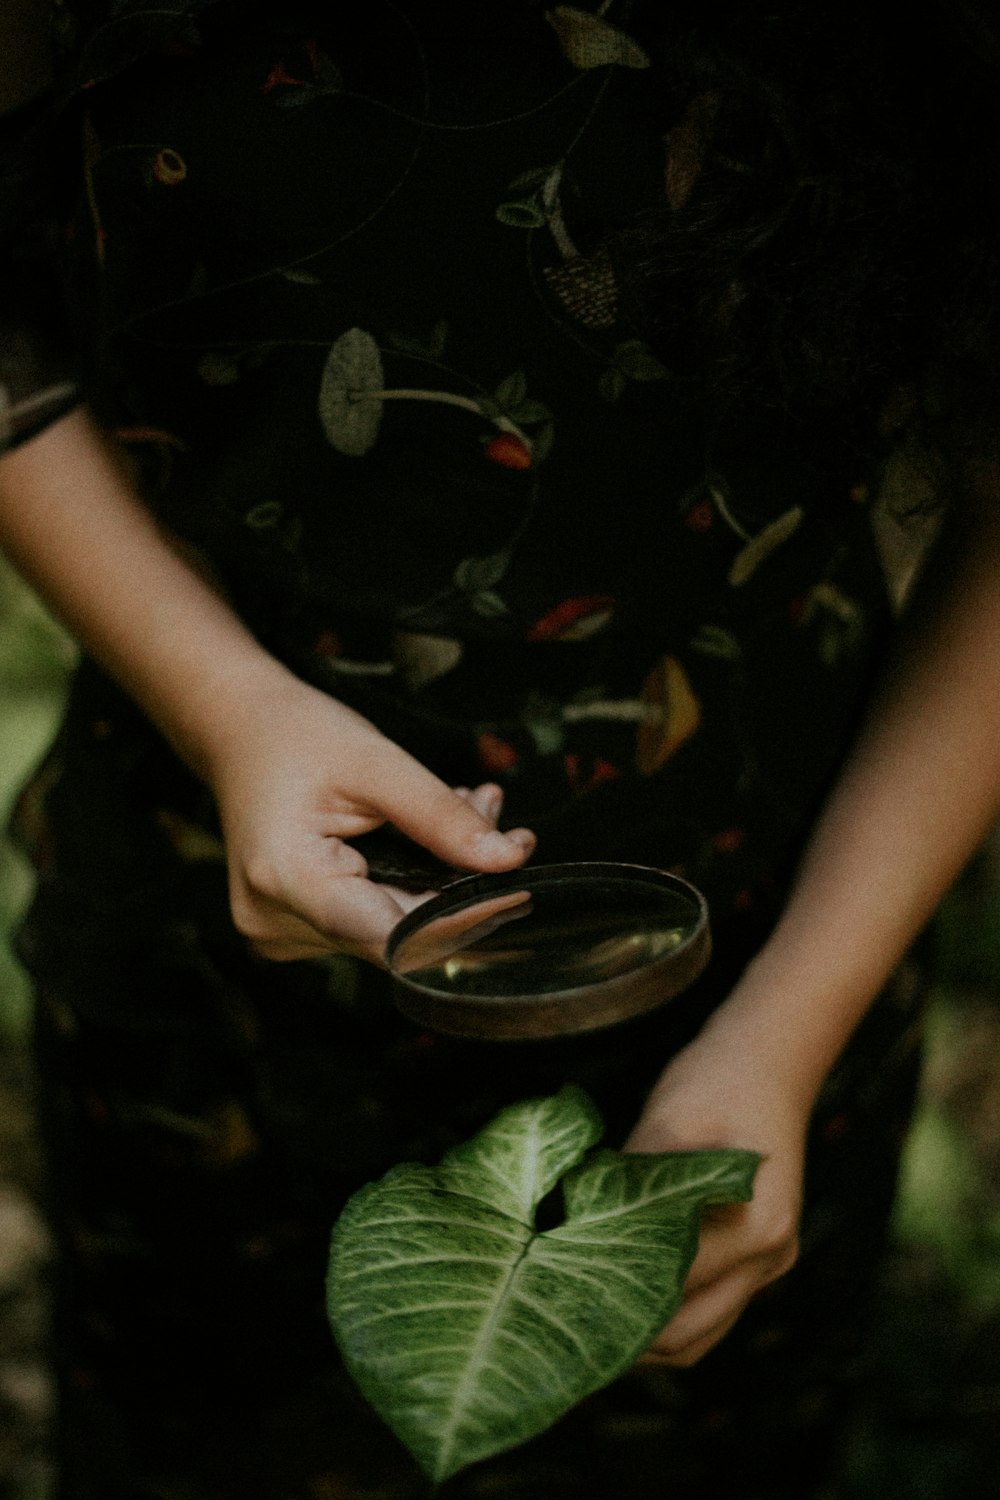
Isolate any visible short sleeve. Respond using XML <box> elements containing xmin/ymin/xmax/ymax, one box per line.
<box><xmin>0</xmin><ymin>93</ymin><xmax>81</xmax><ymax>456</ymax></box>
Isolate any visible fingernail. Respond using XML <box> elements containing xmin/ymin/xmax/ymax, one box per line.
<box><xmin>505</xmin><ymin>827</ymin><xmax>536</xmax><ymax>851</ymax></box>
<box><xmin>473</xmin><ymin>828</ymin><xmax>534</xmax><ymax>859</ymax></box>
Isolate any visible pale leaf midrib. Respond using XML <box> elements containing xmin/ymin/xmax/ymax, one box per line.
<box><xmin>432</xmin><ymin>1116</ymin><xmax>553</xmax><ymax>1481</ymax></box>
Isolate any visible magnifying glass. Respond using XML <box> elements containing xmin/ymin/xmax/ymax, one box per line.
<box><xmin>370</xmin><ymin>853</ymin><xmax>711</xmax><ymax>1042</ymax></box>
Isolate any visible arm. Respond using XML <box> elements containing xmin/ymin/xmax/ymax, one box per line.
<box><xmin>0</xmin><ymin>5</ymin><xmax>532</xmax><ymax>959</ymax></box>
<box><xmin>0</xmin><ymin>409</ymin><xmax>534</xmax><ymax>960</ymax></box>
<box><xmin>628</xmin><ymin>458</ymin><xmax>1000</xmax><ymax>1363</ymax></box>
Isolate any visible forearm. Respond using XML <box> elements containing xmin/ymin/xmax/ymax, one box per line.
<box><xmin>0</xmin><ymin>406</ymin><xmax>291</xmax><ymax>775</ymax></box>
<box><xmin>706</xmin><ymin>466</ymin><xmax>1000</xmax><ymax>1109</ymax></box>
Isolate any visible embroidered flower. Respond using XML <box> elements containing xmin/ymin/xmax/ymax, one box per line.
<box><xmin>527</xmin><ymin>596</ymin><xmax>615</xmax><ymax>642</ymax></box>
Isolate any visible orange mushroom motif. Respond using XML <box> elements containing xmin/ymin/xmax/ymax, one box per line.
<box><xmin>635</xmin><ymin>654</ymin><xmax>702</xmax><ymax>774</ymax></box>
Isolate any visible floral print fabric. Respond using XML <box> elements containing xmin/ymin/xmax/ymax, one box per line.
<box><xmin>7</xmin><ymin>1</ymin><xmax>922</xmax><ymax>1495</ymax></box>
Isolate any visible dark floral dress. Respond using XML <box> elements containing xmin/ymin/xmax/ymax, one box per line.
<box><xmin>2</xmin><ymin>2</ymin><xmax>925</xmax><ymax>1496</ymax></box>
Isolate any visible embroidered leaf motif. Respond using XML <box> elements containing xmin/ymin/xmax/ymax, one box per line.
<box><xmin>546</xmin><ymin>7</ymin><xmax>651</xmax><ymax>71</ymax></box>
<box><xmin>454</xmin><ymin>553</ymin><xmax>511</xmax><ymax>591</ymax></box>
<box><xmin>507</xmin><ymin>399</ymin><xmax>552</xmax><ymax>425</ymax></box>
<box><xmin>689</xmin><ymin>624</ymin><xmax>742</xmax><ymax>661</ymax></box>
<box><xmin>472</xmin><ymin>590</ymin><xmax>510</xmax><ymax>618</ymax></box>
<box><xmin>318</xmin><ymin>328</ymin><xmax>384</xmax><ymax>457</ymax></box>
<box><xmin>530</xmin><ymin>421</ymin><xmax>555</xmax><ymax>464</ymax></box>
<box><xmin>526</xmin><ymin>712</ymin><xmax>565</xmax><ymax>754</ymax></box>
<box><xmin>508</xmin><ymin>165</ymin><xmax>556</xmax><ymax>191</ymax></box>
<box><xmin>327</xmin><ymin>1088</ymin><xmax>758</xmax><ymax>1484</ymax></box>
<box><xmin>728</xmin><ymin>506</ymin><xmax>804</xmax><ymax>587</ymax></box>
<box><xmin>599</xmin><ymin>366</ymin><xmax>628</xmax><ymax>403</ymax></box>
<box><xmin>244</xmin><ymin>501</ymin><xmax>284</xmax><ymax>530</ymax></box>
<box><xmin>495</xmin><ymin>371</ymin><xmax>528</xmax><ymax>410</ymax></box>
<box><xmin>496</xmin><ymin>199</ymin><xmax>548</xmax><ymax>229</ymax></box>
<box><xmin>613</xmin><ymin>339</ymin><xmax>668</xmax><ymax>382</ymax></box>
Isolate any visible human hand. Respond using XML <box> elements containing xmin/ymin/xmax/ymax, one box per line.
<box><xmin>205</xmin><ymin>671</ymin><xmax>535</xmax><ymax>964</ymax></box>
<box><xmin>624</xmin><ymin>1018</ymin><xmax>810</xmax><ymax>1366</ymax></box>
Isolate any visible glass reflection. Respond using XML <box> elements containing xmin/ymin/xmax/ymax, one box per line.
<box><xmin>390</xmin><ymin>875</ymin><xmax>700</xmax><ymax>998</ymax></box>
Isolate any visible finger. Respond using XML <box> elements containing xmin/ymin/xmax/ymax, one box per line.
<box><xmin>674</xmin><ymin>1174</ymin><xmax>799</xmax><ymax>1291</ymax></box>
<box><xmin>267</xmin><ymin>882</ymin><xmax>433</xmax><ymax>961</ymax></box>
<box><xmin>381</xmin><ymin>884</ymin><xmax>437</xmax><ymax>914</ymax></box>
<box><xmin>640</xmin><ymin>1305</ymin><xmax>745</xmax><ymax>1369</ymax></box>
<box><xmin>236</xmin><ymin>836</ymin><xmax>410</xmax><ymax>962</ymax></box>
<box><xmin>392</xmin><ymin>889</ymin><xmax>533</xmax><ymax>975</ymax></box>
<box><xmin>250</xmin><ymin>936</ymin><xmax>343</xmax><ymax>963</ymax></box>
<box><xmin>235</xmin><ymin>882</ymin><xmax>371</xmax><ymax>958</ymax></box>
<box><xmin>678</xmin><ymin>1205</ymin><xmax>755</xmax><ymax>1294</ymax></box>
<box><xmin>361</xmin><ymin>751</ymin><xmax>534</xmax><ymax>873</ymax></box>
<box><xmin>653</xmin><ymin>1266</ymin><xmax>759</xmax><ymax>1358</ymax></box>
<box><xmin>297</xmin><ymin>873</ymin><xmax>410</xmax><ymax>962</ymax></box>
<box><xmin>466</xmin><ymin>782</ymin><xmax>504</xmax><ymax>823</ymax></box>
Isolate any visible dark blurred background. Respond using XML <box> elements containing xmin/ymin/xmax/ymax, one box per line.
<box><xmin>1</xmin><ymin>556</ymin><xmax>998</xmax><ymax>1500</ymax></box>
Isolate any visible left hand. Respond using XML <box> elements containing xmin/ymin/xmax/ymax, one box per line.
<box><xmin>624</xmin><ymin>1020</ymin><xmax>811</xmax><ymax>1366</ymax></box>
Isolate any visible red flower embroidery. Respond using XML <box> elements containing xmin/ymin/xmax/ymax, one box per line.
<box><xmin>527</xmin><ymin>595</ymin><xmax>615</xmax><ymax>642</ymax></box>
<box><xmin>713</xmin><ymin>827</ymin><xmax>745</xmax><ymax>854</ymax></box>
<box><xmin>263</xmin><ymin>62</ymin><xmax>311</xmax><ymax>93</ymax></box>
<box><xmin>477</xmin><ymin>733</ymin><xmax>519</xmax><ymax>774</ymax></box>
<box><xmin>685</xmin><ymin>497</ymin><xmax>715</xmax><ymax>533</ymax></box>
<box><xmin>564</xmin><ymin>754</ymin><xmax>621</xmax><ymax>795</ymax></box>
<box><xmin>313</xmin><ymin>628</ymin><xmax>343</xmax><ymax>658</ymax></box>
<box><xmin>483</xmin><ymin>433</ymin><xmax>533</xmax><ymax>469</ymax></box>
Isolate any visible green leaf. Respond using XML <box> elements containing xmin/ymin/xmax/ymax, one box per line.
<box><xmin>530</xmin><ymin>420</ymin><xmax>555</xmax><ymax>465</ymax></box>
<box><xmin>599</xmin><ymin>366</ymin><xmax>628</xmax><ymax>403</ymax></box>
<box><xmin>689</xmin><ymin>623</ymin><xmax>742</xmax><ymax>661</ymax></box>
<box><xmin>614</xmin><ymin>339</ymin><xmax>668</xmax><ymax>382</ymax></box>
<box><xmin>471</xmin><ymin>589</ymin><xmax>510</xmax><ymax>618</ymax></box>
<box><xmin>243</xmin><ymin>500</ymin><xmax>284</xmax><ymax>530</ymax></box>
<box><xmin>545</xmin><ymin>7</ymin><xmax>651</xmax><ymax>70</ymax></box>
<box><xmin>496</xmin><ymin>200</ymin><xmax>547</xmax><ymax>229</ymax></box>
<box><xmin>525</xmin><ymin>712</ymin><xmax>564</xmax><ymax>754</ymax></box>
<box><xmin>318</xmin><ymin>328</ymin><xmax>385</xmax><ymax>457</ymax></box>
<box><xmin>453</xmin><ymin>552</ymin><xmax>510</xmax><ymax>591</ymax></box>
<box><xmin>327</xmin><ymin>1088</ymin><xmax>759</xmax><ymax>1484</ymax></box>
<box><xmin>494</xmin><ymin>371</ymin><xmax>528</xmax><ymax>410</ymax></box>
<box><xmin>507</xmin><ymin>399</ymin><xmax>552</xmax><ymax>425</ymax></box>
<box><xmin>728</xmin><ymin>506</ymin><xmax>804</xmax><ymax>587</ymax></box>
<box><xmin>507</xmin><ymin>165</ymin><xmax>555</xmax><ymax>191</ymax></box>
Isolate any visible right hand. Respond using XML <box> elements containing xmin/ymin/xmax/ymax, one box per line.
<box><xmin>205</xmin><ymin>671</ymin><xmax>535</xmax><ymax>964</ymax></box>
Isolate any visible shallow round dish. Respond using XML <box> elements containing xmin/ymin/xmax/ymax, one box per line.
<box><xmin>385</xmin><ymin>861</ymin><xmax>711</xmax><ymax>1041</ymax></box>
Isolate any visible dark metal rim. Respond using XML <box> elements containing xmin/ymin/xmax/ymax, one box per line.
<box><xmin>385</xmin><ymin>862</ymin><xmax>711</xmax><ymax>1038</ymax></box>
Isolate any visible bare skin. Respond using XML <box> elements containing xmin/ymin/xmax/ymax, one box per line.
<box><xmin>629</xmin><ymin>459</ymin><xmax>1000</xmax><ymax>1362</ymax></box>
<box><xmin>0</xmin><ymin>413</ymin><xmax>537</xmax><ymax>964</ymax></box>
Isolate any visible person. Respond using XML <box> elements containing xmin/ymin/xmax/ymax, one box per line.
<box><xmin>1</xmin><ymin>1</ymin><xmax>998</xmax><ymax>1495</ymax></box>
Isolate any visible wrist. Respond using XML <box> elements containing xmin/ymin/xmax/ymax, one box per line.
<box><xmin>164</xmin><ymin>643</ymin><xmax>308</xmax><ymax>784</ymax></box>
<box><xmin>694</xmin><ymin>939</ymin><xmax>880</xmax><ymax>1119</ymax></box>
